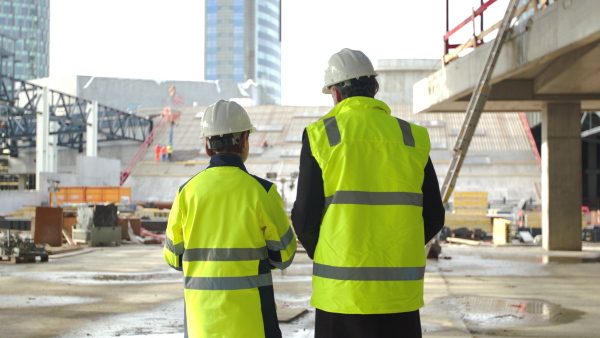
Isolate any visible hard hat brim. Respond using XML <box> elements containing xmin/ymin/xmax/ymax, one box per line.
<box><xmin>199</xmin><ymin>126</ymin><xmax>256</xmax><ymax>139</ymax></box>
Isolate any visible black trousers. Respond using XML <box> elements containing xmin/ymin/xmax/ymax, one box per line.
<box><xmin>315</xmin><ymin>308</ymin><xmax>422</xmax><ymax>338</ymax></box>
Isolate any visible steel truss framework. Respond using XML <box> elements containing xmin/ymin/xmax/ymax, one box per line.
<box><xmin>581</xmin><ymin>112</ymin><xmax>600</xmax><ymax>140</ymax></box>
<box><xmin>0</xmin><ymin>76</ymin><xmax>152</xmax><ymax>155</ymax></box>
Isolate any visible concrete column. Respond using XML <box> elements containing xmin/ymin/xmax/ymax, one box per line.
<box><xmin>35</xmin><ymin>87</ymin><xmax>50</xmax><ymax>191</ymax></box>
<box><xmin>18</xmin><ymin>174</ymin><xmax>26</xmax><ymax>190</ymax></box>
<box><xmin>587</xmin><ymin>142</ymin><xmax>597</xmax><ymax>208</ymax></box>
<box><xmin>48</xmin><ymin>121</ymin><xmax>58</xmax><ymax>173</ymax></box>
<box><xmin>541</xmin><ymin>102</ymin><xmax>582</xmax><ymax>251</ymax></box>
<box><xmin>86</xmin><ymin>101</ymin><xmax>98</xmax><ymax>157</ymax></box>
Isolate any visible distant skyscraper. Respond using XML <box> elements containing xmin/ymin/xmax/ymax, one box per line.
<box><xmin>0</xmin><ymin>0</ymin><xmax>49</xmax><ymax>80</ymax></box>
<box><xmin>205</xmin><ymin>0</ymin><xmax>281</xmax><ymax>104</ymax></box>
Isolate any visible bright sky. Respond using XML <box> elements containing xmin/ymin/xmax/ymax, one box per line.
<box><xmin>49</xmin><ymin>0</ymin><xmax>510</xmax><ymax>106</ymax></box>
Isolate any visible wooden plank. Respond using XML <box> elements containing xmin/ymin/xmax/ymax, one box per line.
<box><xmin>447</xmin><ymin>237</ymin><xmax>481</xmax><ymax>245</ymax></box>
<box><xmin>444</xmin><ymin>37</ymin><xmax>477</xmax><ymax>64</ymax></box>
<box><xmin>62</xmin><ymin>229</ymin><xmax>76</xmax><ymax>246</ymax></box>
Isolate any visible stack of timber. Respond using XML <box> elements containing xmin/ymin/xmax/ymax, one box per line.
<box><xmin>446</xmin><ymin>191</ymin><xmax>491</xmax><ymax>233</ymax></box>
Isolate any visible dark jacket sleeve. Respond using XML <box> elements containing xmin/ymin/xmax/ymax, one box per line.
<box><xmin>291</xmin><ymin>129</ymin><xmax>324</xmax><ymax>259</ymax></box>
<box><xmin>422</xmin><ymin>157</ymin><xmax>445</xmax><ymax>243</ymax></box>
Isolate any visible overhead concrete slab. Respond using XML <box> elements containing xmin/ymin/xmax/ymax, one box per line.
<box><xmin>414</xmin><ymin>0</ymin><xmax>600</xmax><ymax>113</ymax></box>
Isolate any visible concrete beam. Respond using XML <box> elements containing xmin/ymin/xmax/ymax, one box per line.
<box><xmin>533</xmin><ymin>42</ymin><xmax>600</xmax><ymax>94</ymax></box>
<box><xmin>417</xmin><ymin>99</ymin><xmax>600</xmax><ymax>113</ymax></box>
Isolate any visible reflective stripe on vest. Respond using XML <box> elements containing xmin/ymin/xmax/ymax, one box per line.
<box><xmin>183</xmin><ymin>247</ymin><xmax>268</xmax><ymax>261</ymax></box>
<box><xmin>185</xmin><ymin>273</ymin><xmax>273</xmax><ymax>290</ymax></box>
<box><xmin>323</xmin><ymin>116</ymin><xmax>341</xmax><ymax>146</ymax></box>
<box><xmin>182</xmin><ymin>247</ymin><xmax>275</xmax><ymax>290</ymax></box>
<box><xmin>396</xmin><ymin>118</ymin><xmax>415</xmax><ymax>147</ymax></box>
<box><xmin>266</xmin><ymin>227</ymin><xmax>295</xmax><ymax>251</ymax></box>
<box><xmin>165</xmin><ymin>237</ymin><xmax>185</xmax><ymax>256</ymax></box>
<box><xmin>313</xmin><ymin>263</ymin><xmax>425</xmax><ymax>281</ymax></box>
<box><xmin>323</xmin><ymin>115</ymin><xmax>416</xmax><ymax>148</ymax></box>
<box><xmin>324</xmin><ymin>191</ymin><xmax>423</xmax><ymax>209</ymax></box>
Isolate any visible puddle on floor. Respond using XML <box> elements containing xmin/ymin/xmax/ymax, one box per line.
<box><xmin>88</xmin><ymin>272</ymin><xmax>182</xmax><ymax>282</ymax></box>
<box><xmin>540</xmin><ymin>255</ymin><xmax>600</xmax><ymax>263</ymax></box>
<box><xmin>0</xmin><ymin>295</ymin><xmax>102</xmax><ymax>308</ymax></box>
<box><xmin>451</xmin><ymin>249</ymin><xmax>600</xmax><ymax>265</ymax></box>
<box><xmin>16</xmin><ymin>270</ymin><xmax>182</xmax><ymax>285</ymax></box>
<box><xmin>433</xmin><ymin>295</ymin><xmax>584</xmax><ymax>331</ymax></box>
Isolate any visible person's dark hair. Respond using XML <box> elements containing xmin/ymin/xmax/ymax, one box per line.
<box><xmin>205</xmin><ymin>131</ymin><xmax>248</xmax><ymax>157</ymax></box>
<box><xmin>331</xmin><ymin>76</ymin><xmax>379</xmax><ymax>99</ymax></box>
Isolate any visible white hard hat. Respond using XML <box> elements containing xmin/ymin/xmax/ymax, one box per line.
<box><xmin>322</xmin><ymin>48</ymin><xmax>378</xmax><ymax>94</ymax></box>
<box><xmin>199</xmin><ymin>100</ymin><xmax>256</xmax><ymax>139</ymax></box>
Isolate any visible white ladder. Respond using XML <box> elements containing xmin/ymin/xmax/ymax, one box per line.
<box><xmin>440</xmin><ymin>0</ymin><xmax>521</xmax><ymax>205</ymax></box>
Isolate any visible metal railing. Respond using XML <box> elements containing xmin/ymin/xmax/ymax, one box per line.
<box><xmin>443</xmin><ymin>0</ymin><xmax>552</xmax><ymax>64</ymax></box>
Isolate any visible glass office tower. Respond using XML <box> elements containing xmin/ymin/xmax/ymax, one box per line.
<box><xmin>0</xmin><ymin>0</ymin><xmax>49</xmax><ymax>81</ymax></box>
<box><xmin>205</xmin><ymin>0</ymin><xmax>281</xmax><ymax>104</ymax></box>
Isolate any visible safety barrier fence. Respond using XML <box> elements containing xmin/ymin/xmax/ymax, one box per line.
<box><xmin>443</xmin><ymin>0</ymin><xmax>551</xmax><ymax>64</ymax></box>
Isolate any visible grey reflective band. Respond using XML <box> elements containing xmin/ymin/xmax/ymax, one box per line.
<box><xmin>324</xmin><ymin>191</ymin><xmax>423</xmax><ymax>209</ymax></box>
<box><xmin>183</xmin><ymin>247</ymin><xmax>268</xmax><ymax>262</ymax></box>
<box><xmin>270</xmin><ymin>252</ymin><xmax>296</xmax><ymax>270</ymax></box>
<box><xmin>184</xmin><ymin>273</ymin><xmax>273</xmax><ymax>290</ymax></box>
<box><xmin>167</xmin><ymin>262</ymin><xmax>183</xmax><ymax>272</ymax></box>
<box><xmin>396</xmin><ymin>118</ymin><xmax>415</xmax><ymax>147</ymax></box>
<box><xmin>165</xmin><ymin>237</ymin><xmax>185</xmax><ymax>256</ymax></box>
<box><xmin>323</xmin><ymin>116</ymin><xmax>341</xmax><ymax>147</ymax></box>
<box><xmin>313</xmin><ymin>263</ymin><xmax>425</xmax><ymax>281</ymax></box>
<box><xmin>266</xmin><ymin>227</ymin><xmax>295</xmax><ymax>251</ymax></box>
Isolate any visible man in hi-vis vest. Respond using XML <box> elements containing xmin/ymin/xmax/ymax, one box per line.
<box><xmin>291</xmin><ymin>49</ymin><xmax>445</xmax><ymax>338</ymax></box>
<box><xmin>165</xmin><ymin>100</ymin><xmax>296</xmax><ymax>338</ymax></box>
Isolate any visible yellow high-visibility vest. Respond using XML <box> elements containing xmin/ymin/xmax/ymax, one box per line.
<box><xmin>164</xmin><ymin>153</ymin><xmax>296</xmax><ymax>337</ymax></box>
<box><xmin>306</xmin><ymin>96</ymin><xmax>430</xmax><ymax>314</ymax></box>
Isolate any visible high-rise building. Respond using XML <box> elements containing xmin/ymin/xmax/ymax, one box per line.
<box><xmin>205</xmin><ymin>0</ymin><xmax>281</xmax><ymax>104</ymax></box>
<box><xmin>0</xmin><ymin>0</ymin><xmax>49</xmax><ymax>80</ymax></box>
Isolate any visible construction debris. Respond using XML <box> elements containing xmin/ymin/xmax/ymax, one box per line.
<box><xmin>0</xmin><ymin>234</ymin><xmax>49</xmax><ymax>263</ymax></box>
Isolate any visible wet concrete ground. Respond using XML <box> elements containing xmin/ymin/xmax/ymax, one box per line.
<box><xmin>1</xmin><ymin>243</ymin><xmax>599</xmax><ymax>337</ymax></box>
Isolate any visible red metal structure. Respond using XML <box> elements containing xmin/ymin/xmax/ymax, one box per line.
<box><xmin>444</xmin><ymin>0</ymin><xmax>497</xmax><ymax>53</ymax></box>
<box><xmin>444</xmin><ymin>0</ymin><xmax>498</xmax><ymax>63</ymax></box>
<box><xmin>444</xmin><ymin>0</ymin><xmax>548</xmax><ymax>64</ymax></box>
<box><xmin>119</xmin><ymin>106</ymin><xmax>182</xmax><ymax>186</ymax></box>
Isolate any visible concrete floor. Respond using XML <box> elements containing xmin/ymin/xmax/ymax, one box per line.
<box><xmin>1</xmin><ymin>243</ymin><xmax>599</xmax><ymax>337</ymax></box>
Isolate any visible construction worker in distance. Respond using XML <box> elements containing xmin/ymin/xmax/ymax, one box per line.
<box><xmin>167</xmin><ymin>144</ymin><xmax>173</xmax><ymax>161</ymax></box>
<box><xmin>154</xmin><ymin>143</ymin><xmax>161</xmax><ymax>162</ymax></box>
<box><xmin>291</xmin><ymin>48</ymin><xmax>445</xmax><ymax>338</ymax></box>
<box><xmin>164</xmin><ymin>99</ymin><xmax>296</xmax><ymax>338</ymax></box>
<box><xmin>161</xmin><ymin>144</ymin><xmax>168</xmax><ymax>162</ymax></box>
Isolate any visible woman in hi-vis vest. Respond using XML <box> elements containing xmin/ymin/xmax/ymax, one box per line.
<box><xmin>164</xmin><ymin>100</ymin><xmax>296</xmax><ymax>338</ymax></box>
